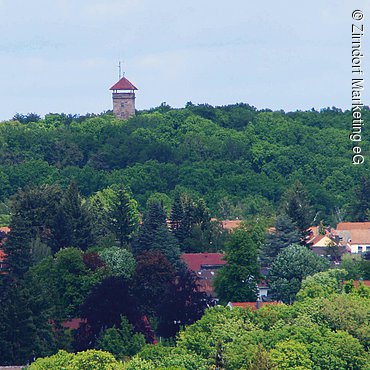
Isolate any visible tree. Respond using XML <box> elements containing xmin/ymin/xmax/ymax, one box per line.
<box><xmin>5</xmin><ymin>184</ymin><xmax>62</xmax><ymax>272</ymax></box>
<box><xmin>133</xmin><ymin>202</ymin><xmax>181</xmax><ymax>269</ymax></box>
<box><xmin>261</xmin><ymin>214</ymin><xmax>300</xmax><ymax>266</ymax></box>
<box><xmin>60</xmin><ymin>181</ymin><xmax>94</xmax><ymax>250</ymax></box>
<box><xmin>157</xmin><ymin>269</ymin><xmax>214</xmax><ymax>338</ymax></box>
<box><xmin>350</xmin><ymin>176</ymin><xmax>370</xmax><ymax>221</ymax></box>
<box><xmin>270</xmin><ymin>340</ymin><xmax>313</xmax><ymax>370</ymax></box>
<box><xmin>269</xmin><ymin>244</ymin><xmax>329</xmax><ymax>303</ymax></box>
<box><xmin>97</xmin><ymin>315</ymin><xmax>145</xmax><ymax>359</ymax></box>
<box><xmin>99</xmin><ymin>247</ymin><xmax>136</xmax><ymax>278</ymax></box>
<box><xmin>169</xmin><ymin>192</ymin><xmax>185</xmax><ymax>242</ymax></box>
<box><xmin>133</xmin><ymin>251</ymin><xmax>176</xmax><ymax>317</ymax></box>
<box><xmin>282</xmin><ymin>181</ymin><xmax>314</xmax><ymax>245</ymax></box>
<box><xmin>0</xmin><ymin>278</ymin><xmax>56</xmax><ymax>365</ymax></box>
<box><xmin>3</xmin><ymin>213</ymin><xmax>33</xmax><ymax>279</ymax></box>
<box><xmin>106</xmin><ymin>186</ymin><xmax>140</xmax><ymax>247</ymax></box>
<box><xmin>214</xmin><ymin>224</ymin><xmax>263</xmax><ymax>304</ymax></box>
<box><xmin>296</xmin><ymin>269</ymin><xmax>346</xmax><ymax>300</ymax></box>
<box><xmin>78</xmin><ymin>276</ymin><xmax>138</xmax><ymax>349</ymax></box>
<box><xmin>29</xmin><ymin>349</ymin><xmax>124</xmax><ymax>370</ymax></box>
<box><xmin>89</xmin><ymin>186</ymin><xmax>140</xmax><ymax>248</ymax></box>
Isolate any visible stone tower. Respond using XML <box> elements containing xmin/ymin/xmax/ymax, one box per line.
<box><xmin>110</xmin><ymin>76</ymin><xmax>138</xmax><ymax>120</ymax></box>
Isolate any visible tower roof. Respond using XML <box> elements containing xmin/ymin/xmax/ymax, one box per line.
<box><xmin>110</xmin><ymin>76</ymin><xmax>138</xmax><ymax>91</ymax></box>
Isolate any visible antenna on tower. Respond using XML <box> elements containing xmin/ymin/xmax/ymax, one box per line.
<box><xmin>117</xmin><ymin>60</ymin><xmax>125</xmax><ymax>79</ymax></box>
<box><xmin>118</xmin><ymin>61</ymin><xmax>121</xmax><ymax>79</ymax></box>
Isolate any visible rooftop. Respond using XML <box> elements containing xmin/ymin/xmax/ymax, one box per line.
<box><xmin>181</xmin><ymin>253</ymin><xmax>226</xmax><ymax>272</ymax></box>
<box><xmin>110</xmin><ymin>76</ymin><xmax>138</xmax><ymax>91</ymax></box>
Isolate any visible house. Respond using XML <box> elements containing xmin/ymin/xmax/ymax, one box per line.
<box><xmin>227</xmin><ymin>301</ymin><xmax>280</xmax><ymax>310</ymax></box>
<box><xmin>308</xmin><ymin>234</ymin><xmax>345</xmax><ymax>260</ymax></box>
<box><xmin>210</xmin><ymin>219</ymin><xmax>242</xmax><ymax>232</ymax></box>
<box><xmin>181</xmin><ymin>253</ymin><xmax>226</xmax><ymax>296</ymax></box>
<box><xmin>181</xmin><ymin>253</ymin><xmax>270</xmax><ymax>298</ymax></box>
<box><xmin>221</xmin><ymin>220</ymin><xmax>242</xmax><ymax>232</ymax></box>
<box><xmin>333</xmin><ymin>222</ymin><xmax>370</xmax><ymax>254</ymax></box>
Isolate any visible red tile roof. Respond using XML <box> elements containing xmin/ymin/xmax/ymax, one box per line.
<box><xmin>351</xmin><ymin>280</ymin><xmax>370</xmax><ymax>288</ymax></box>
<box><xmin>336</xmin><ymin>222</ymin><xmax>370</xmax><ymax>230</ymax></box>
<box><xmin>0</xmin><ymin>226</ymin><xmax>10</xmax><ymax>233</ymax></box>
<box><xmin>221</xmin><ymin>220</ymin><xmax>242</xmax><ymax>231</ymax></box>
<box><xmin>0</xmin><ymin>249</ymin><xmax>7</xmax><ymax>262</ymax></box>
<box><xmin>181</xmin><ymin>253</ymin><xmax>226</xmax><ymax>272</ymax></box>
<box><xmin>228</xmin><ymin>302</ymin><xmax>279</xmax><ymax>310</ymax></box>
<box><xmin>110</xmin><ymin>76</ymin><xmax>138</xmax><ymax>91</ymax></box>
<box><xmin>61</xmin><ymin>318</ymin><xmax>87</xmax><ymax>330</ymax></box>
<box><xmin>347</xmin><ymin>230</ymin><xmax>370</xmax><ymax>244</ymax></box>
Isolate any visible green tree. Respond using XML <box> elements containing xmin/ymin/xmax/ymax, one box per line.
<box><xmin>270</xmin><ymin>340</ymin><xmax>313</xmax><ymax>370</ymax></box>
<box><xmin>97</xmin><ymin>315</ymin><xmax>145</xmax><ymax>360</ymax></box>
<box><xmin>214</xmin><ymin>223</ymin><xmax>263</xmax><ymax>304</ymax></box>
<box><xmin>309</xmin><ymin>330</ymin><xmax>368</xmax><ymax>370</ymax></box>
<box><xmin>99</xmin><ymin>247</ymin><xmax>136</xmax><ymax>278</ymax></box>
<box><xmin>269</xmin><ymin>244</ymin><xmax>329</xmax><ymax>303</ymax></box>
<box><xmin>296</xmin><ymin>269</ymin><xmax>346</xmax><ymax>300</ymax></box>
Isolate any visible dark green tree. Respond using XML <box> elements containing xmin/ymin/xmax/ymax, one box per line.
<box><xmin>0</xmin><ymin>279</ymin><xmax>56</xmax><ymax>365</ymax></box>
<box><xmin>3</xmin><ymin>214</ymin><xmax>33</xmax><ymax>279</ymax></box>
<box><xmin>106</xmin><ymin>186</ymin><xmax>140</xmax><ymax>247</ymax></box>
<box><xmin>133</xmin><ymin>202</ymin><xmax>181</xmax><ymax>268</ymax></box>
<box><xmin>350</xmin><ymin>176</ymin><xmax>370</xmax><ymax>221</ymax></box>
<box><xmin>60</xmin><ymin>181</ymin><xmax>94</xmax><ymax>250</ymax></box>
<box><xmin>214</xmin><ymin>223</ymin><xmax>263</xmax><ymax>304</ymax></box>
<box><xmin>89</xmin><ymin>186</ymin><xmax>140</xmax><ymax>247</ymax></box>
<box><xmin>169</xmin><ymin>192</ymin><xmax>185</xmax><ymax>242</ymax></box>
<box><xmin>282</xmin><ymin>181</ymin><xmax>314</xmax><ymax>245</ymax></box>
<box><xmin>260</xmin><ymin>214</ymin><xmax>300</xmax><ymax>266</ymax></box>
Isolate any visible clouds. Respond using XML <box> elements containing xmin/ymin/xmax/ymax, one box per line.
<box><xmin>0</xmin><ymin>1</ymin><xmax>369</xmax><ymax>120</ymax></box>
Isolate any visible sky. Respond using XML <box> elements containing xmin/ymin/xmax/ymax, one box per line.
<box><xmin>0</xmin><ymin>0</ymin><xmax>369</xmax><ymax>121</ymax></box>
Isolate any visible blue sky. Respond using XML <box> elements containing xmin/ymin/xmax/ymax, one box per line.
<box><xmin>0</xmin><ymin>0</ymin><xmax>369</xmax><ymax>120</ymax></box>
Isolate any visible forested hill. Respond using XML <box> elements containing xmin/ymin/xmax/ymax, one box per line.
<box><xmin>0</xmin><ymin>103</ymin><xmax>369</xmax><ymax>224</ymax></box>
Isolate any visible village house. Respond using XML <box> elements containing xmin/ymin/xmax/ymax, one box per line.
<box><xmin>181</xmin><ymin>253</ymin><xmax>226</xmax><ymax>296</ymax></box>
<box><xmin>333</xmin><ymin>222</ymin><xmax>370</xmax><ymax>254</ymax></box>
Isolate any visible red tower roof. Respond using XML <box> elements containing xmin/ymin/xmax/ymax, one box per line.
<box><xmin>110</xmin><ymin>76</ymin><xmax>138</xmax><ymax>91</ymax></box>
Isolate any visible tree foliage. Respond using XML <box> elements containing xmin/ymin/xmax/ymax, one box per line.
<box><xmin>268</xmin><ymin>244</ymin><xmax>329</xmax><ymax>303</ymax></box>
<box><xmin>214</xmin><ymin>224</ymin><xmax>263</xmax><ymax>304</ymax></box>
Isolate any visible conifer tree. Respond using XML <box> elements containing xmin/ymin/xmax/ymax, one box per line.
<box><xmin>133</xmin><ymin>201</ymin><xmax>181</xmax><ymax>269</ymax></box>
<box><xmin>350</xmin><ymin>176</ymin><xmax>370</xmax><ymax>221</ymax></box>
<box><xmin>282</xmin><ymin>181</ymin><xmax>314</xmax><ymax>245</ymax></box>
<box><xmin>106</xmin><ymin>186</ymin><xmax>140</xmax><ymax>247</ymax></box>
<box><xmin>169</xmin><ymin>192</ymin><xmax>185</xmax><ymax>241</ymax></box>
<box><xmin>60</xmin><ymin>181</ymin><xmax>94</xmax><ymax>250</ymax></box>
<box><xmin>260</xmin><ymin>214</ymin><xmax>300</xmax><ymax>266</ymax></box>
<box><xmin>4</xmin><ymin>213</ymin><xmax>33</xmax><ymax>279</ymax></box>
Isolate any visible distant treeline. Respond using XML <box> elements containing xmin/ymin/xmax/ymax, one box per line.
<box><xmin>1</xmin><ymin>103</ymin><xmax>369</xmax><ymax>224</ymax></box>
